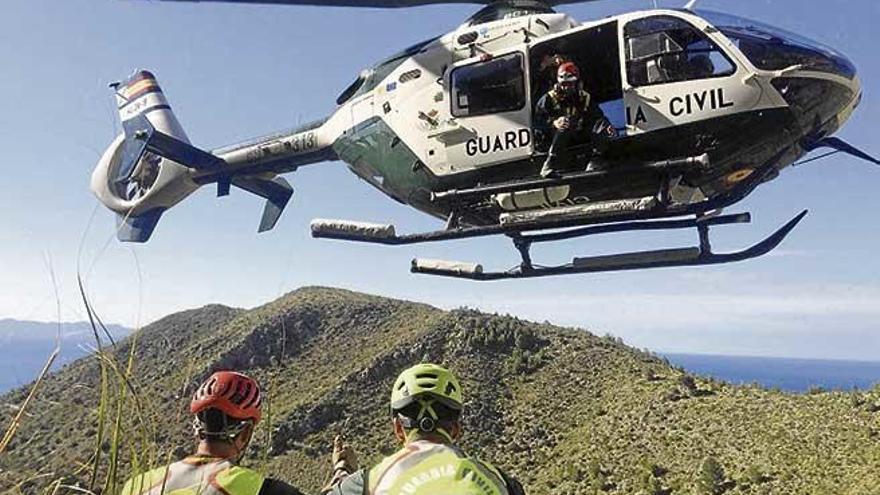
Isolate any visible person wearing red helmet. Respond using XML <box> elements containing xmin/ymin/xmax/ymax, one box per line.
<box><xmin>536</xmin><ymin>59</ymin><xmax>617</xmax><ymax>178</ymax></box>
<box><xmin>120</xmin><ymin>371</ymin><xmax>304</xmax><ymax>495</ymax></box>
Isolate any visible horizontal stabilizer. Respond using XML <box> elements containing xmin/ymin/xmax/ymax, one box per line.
<box><xmin>232</xmin><ymin>175</ymin><xmax>294</xmax><ymax>232</ymax></box>
<box><xmin>116</xmin><ymin>209</ymin><xmax>165</xmax><ymax>243</ymax></box>
<box><xmin>121</xmin><ymin>114</ymin><xmax>225</xmax><ymax>172</ymax></box>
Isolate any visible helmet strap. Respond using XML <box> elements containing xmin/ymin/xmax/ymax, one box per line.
<box><xmin>416</xmin><ymin>399</ymin><xmax>439</xmax><ymax>422</ymax></box>
<box><xmin>396</xmin><ymin>398</ymin><xmax>455</xmax><ymax>443</ymax></box>
<box><xmin>193</xmin><ymin>414</ymin><xmax>252</xmax><ymax>444</ymax></box>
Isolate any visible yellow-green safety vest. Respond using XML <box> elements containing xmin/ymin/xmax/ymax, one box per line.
<box><xmin>367</xmin><ymin>441</ymin><xmax>509</xmax><ymax>495</ymax></box>
<box><xmin>120</xmin><ymin>455</ymin><xmax>264</xmax><ymax>495</ymax></box>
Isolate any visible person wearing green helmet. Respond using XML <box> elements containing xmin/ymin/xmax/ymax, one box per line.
<box><xmin>324</xmin><ymin>363</ymin><xmax>525</xmax><ymax>495</ymax></box>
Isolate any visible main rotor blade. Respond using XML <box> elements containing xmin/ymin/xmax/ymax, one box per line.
<box><xmin>142</xmin><ymin>0</ymin><xmax>599</xmax><ymax>7</ymax></box>
<box><xmin>150</xmin><ymin>0</ymin><xmax>493</xmax><ymax>6</ymax></box>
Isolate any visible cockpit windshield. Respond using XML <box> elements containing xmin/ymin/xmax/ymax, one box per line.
<box><xmin>697</xmin><ymin>10</ymin><xmax>856</xmax><ymax>79</ymax></box>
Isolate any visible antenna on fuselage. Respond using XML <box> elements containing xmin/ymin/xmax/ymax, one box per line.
<box><xmin>683</xmin><ymin>0</ymin><xmax>699</xmax><ymax>9</ymax></box>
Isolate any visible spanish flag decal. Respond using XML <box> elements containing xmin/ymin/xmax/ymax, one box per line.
<box><xmin>120</xmin><ymin>71</ymin><xmax>162</xmax><ymax>103</ymax></box>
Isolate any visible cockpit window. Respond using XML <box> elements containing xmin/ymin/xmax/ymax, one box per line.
<box><xmin>624</xmin><ymin>16</ymin><xmax>736</xmax><ymax>87</ymax></box>
<box><xmin>451</xmin><ymin>53</ymin><xmax>525</xmax><ymax>117</ymax></box>
<box><xmin>337</xmin><ymin>71</ymin><xmax>368</xmax><ymax>105</ymax></box>
<box><xmin>696</xmin><ymin>10</ymin><xmax>856</xmax><ymax>79</ymax></box>
<box><xmin>338</xmin><ymin>35</ymin><xmax>441</xmax><ymax>105</ymax></box>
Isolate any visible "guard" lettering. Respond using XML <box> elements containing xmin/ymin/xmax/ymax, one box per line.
<box><xmin>466</xmin><ymin>129</ymin><xmax>532</xmax><ymax>156</ymax></box>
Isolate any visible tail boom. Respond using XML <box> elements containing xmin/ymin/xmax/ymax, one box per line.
<box><xmin>91</xmin><ymin>69</ymin><xmax>340</xmax><ymax>242</ymax></box>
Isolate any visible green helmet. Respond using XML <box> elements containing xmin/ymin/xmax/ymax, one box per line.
<box><xmin>390</xmin><ymin>363</ymin><xmax>463</xmax><ymax>413</ymax></box>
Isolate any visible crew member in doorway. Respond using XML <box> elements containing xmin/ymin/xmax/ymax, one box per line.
<box><xmin>535</xmin><ymin>60</ymin><xmax>617</xmax><ymax>178</ymax></box>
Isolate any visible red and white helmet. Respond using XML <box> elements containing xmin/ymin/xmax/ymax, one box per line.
<box><xmin>557</xmin><ymin>61</ymin><xmax>581</xmax><ymax>87</ymax></box>
<box><xmin>191</xmin><ymin>371</ymin><xmax>262</xmax><ymax>424</ymax></box>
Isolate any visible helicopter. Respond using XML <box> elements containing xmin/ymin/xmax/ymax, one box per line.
<box><xmin>91</xmin><ymin>0</ymin><xmax>879</xmax><ymax>280</ymax></box>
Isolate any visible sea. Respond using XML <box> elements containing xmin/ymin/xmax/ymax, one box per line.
<box><xmin>2</xmin><ymin>351</ymin><xmax>878</xmax><ymax>395</ymax></box>
<box><xmin>662</xmin><ymin>353</ymin><xmax>880</xmax><ymax>393</ymax></box>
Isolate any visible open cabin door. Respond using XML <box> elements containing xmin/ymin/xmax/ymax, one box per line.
<box><xmin>620</xmin><ymin>13</ymin><xmax>762</xmax><ymax>135</ymax></box>
<box><xmin>437</xmin><ymin>49</ymin><xmax>533</xmax><ymax>174</ymax></box>
<box><xmin>528</xmin><ymin>20</ymin><xmax>626</xmax><ymax>149</ymax></box>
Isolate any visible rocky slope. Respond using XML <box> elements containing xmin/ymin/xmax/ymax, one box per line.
<box><xmin>1</xmin><ymin>287</ymin><xmax>878</xmax><ymax>494</ymax></box>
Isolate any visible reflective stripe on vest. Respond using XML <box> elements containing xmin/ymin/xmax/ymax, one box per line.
<box><xmin>120</xmin><ymin>456</ymin><xmax>264</xmax><ymax>495</ymax></box>
<box><xmin>367</xmin><ymin>441</ymin><xmax>508</xmax><ymax>495</ymax></box>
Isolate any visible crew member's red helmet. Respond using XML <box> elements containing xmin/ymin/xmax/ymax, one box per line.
<box><xmin>191</xmin><ymin>371</ymin><xmax>262</xmax><ymax>424</ymax></box>
<box><xmin>557</xmin><ymin>61</ymin><xmax>581</xmax><ymax>87</ymax></box>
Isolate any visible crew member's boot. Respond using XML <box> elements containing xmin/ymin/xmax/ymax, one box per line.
<box><xmin>584</xmin><ymin>144</ymin><xmax>609</xmax><ymax>172</ymax></box>
<box><xmin>584</xmin><ymin>153</ymin><xmax>603</xmax><ymax>173</ymax></box>
<box><xmin>540</xmin><ymin>155</ymin><xmax>560</xmax><ymax>178</ymax></box>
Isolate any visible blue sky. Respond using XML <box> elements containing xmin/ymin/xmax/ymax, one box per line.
<box><xmin>2</xmin><ymin>0</ymin><xmax>879</xmax><ymax>360</ymax></box>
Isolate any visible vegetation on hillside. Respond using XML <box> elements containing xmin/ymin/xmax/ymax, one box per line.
<box><xmin>1</xmin><ymin>287</ymin><xmax>878</xmax><ymax>494</ymax></box>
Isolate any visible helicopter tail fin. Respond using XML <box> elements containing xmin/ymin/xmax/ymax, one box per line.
<box><xmin>116</xmin><ymin>208</ymin><xmax>166</xmax><ymax>243</ymax></box>
<box><xmin>113</xmin><ymin>70</ymin><xmax>190</xmax><ymax>143</ymax></box>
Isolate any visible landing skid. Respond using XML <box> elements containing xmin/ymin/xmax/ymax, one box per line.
<box><xmin>410</xmin><ymin>210</ymin><xmax>807</xmax><ymax>280</ymax></box>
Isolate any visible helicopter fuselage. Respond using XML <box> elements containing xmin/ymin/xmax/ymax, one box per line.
<box><xmin>203</xmin><ymin>8</ymin><xmax>860</xmax><ymax>228</ymax></box>
<box><xmin>91</xmin><ymin>6</ymin><xmax>862</xmax><ymax>241</ymax></box>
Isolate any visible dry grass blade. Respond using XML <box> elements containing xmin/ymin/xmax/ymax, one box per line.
<box><xmin>0</xmin><ymin>349</ymin><xmax>59</xmax><ymax>456</ymax></box>
<box><xmin>76</xmin><ymin>273</ymin><xmax>110</xmax><ymax>492</ymax></box>
<box><xmin>53</xmin><ymin>484</ymin><xmax>100</xmax><ymax>495</ymax></box>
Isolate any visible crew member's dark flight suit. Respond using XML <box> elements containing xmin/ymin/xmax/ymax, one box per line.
<box><xmin>535</xmin><ymin>86</ymin><xmax>615</xmax><ymax>174</ymax></box>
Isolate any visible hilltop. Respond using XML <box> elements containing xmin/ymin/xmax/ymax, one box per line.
<box><xmin>1</xmin><ymin>287</ymin><xmax>878</xmax><ymax>494</ymax></box>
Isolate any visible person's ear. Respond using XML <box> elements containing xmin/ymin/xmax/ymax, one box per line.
<box><xmin>392</xmin><ymin>417</ymin><xmax>406</xmax><ymax>443</ymax></box>
<box><xmin>235</xmin><ymin>422</ymin><xmax>254</xmax><ymax>452</ymax></box>
<box><xmin>450</xmin><ymin>421</ymin><xmax>463</xmax><ymax>441</ymax></box>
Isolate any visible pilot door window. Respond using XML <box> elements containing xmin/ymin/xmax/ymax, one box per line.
<box><xmin>624</xmin><ymin>16</ymin><xmax>736</xmax><ymax>87</ymax></box>
<box><xmin>451</xmin><ymin>53</ymin><xmax>526</xmax><ymax>118</ymax></box>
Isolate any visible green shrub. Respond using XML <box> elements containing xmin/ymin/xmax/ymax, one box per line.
<box><xmin>679</xmin><ymin>375</ymin><xmax>697</xmax><ymax>395</ymax></box>
<box><xmin>637</xmin><ymin>461</ymin><xmax>665</xmax><ymax>495</ymax></box>
<box><xmin>744</xmin><ymin>464</ymin><xmax>767</xmax><ymax>485</ymax></box>
<box><xmin>696</xmin><ymin>456</ymin><xmax>725</xmax><ymax>495</ymax></box>
<box><xmin>588</xmin><ymin>459</ymin><xmax>607</xmax><ymax>493</ymax></box>
<box><xmin>807</xmin><ymin>385</ymin><xmax>826</xmax><ymax>395</ymax></box>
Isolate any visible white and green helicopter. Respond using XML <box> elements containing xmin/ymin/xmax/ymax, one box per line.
<box><xmin>91</xmin><ymin>0</ymin><xmax>877</xmax><ymax>279</ymax></box>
